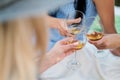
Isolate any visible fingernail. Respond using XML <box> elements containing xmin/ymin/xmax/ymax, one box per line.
<box><xmin>73</xmin><ymin>41</ymin><xmax>79</xmax><ymax>46</ymax></box>
<box><xmin>77</xmin><ymin>18</ymin><xmax>81</xmax><ymax>22</ymax></box>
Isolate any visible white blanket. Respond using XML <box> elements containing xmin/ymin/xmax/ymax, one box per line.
<box><xmin>41</xmin><ymin>42</ymin><xmax>120</xmax><ymax>80</ymax></box>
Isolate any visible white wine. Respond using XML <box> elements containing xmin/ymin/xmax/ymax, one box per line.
<box><xmin>74</xmin><ymin>41</ymin><xmax>85</xmax><ymax>50</ymax></box>
<box><xmin>69</xmin><ymin>27</ymin><xmax>81</xmax><ymax>35</ymax></box>
<box><xmin>67</xmin><ymin>41</ymin><xmax>85</xmax><ymax>50</ymax></box>
<box><xmin>87</xmin><ymin>31</ymin><xmax>103</xmax><ymax>41</ymax></box>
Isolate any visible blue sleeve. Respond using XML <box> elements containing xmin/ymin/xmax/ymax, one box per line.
<box><xmin>48</xmin><ymin>7</ymin><xmax>59</xmax><ymax>17</ymax></box>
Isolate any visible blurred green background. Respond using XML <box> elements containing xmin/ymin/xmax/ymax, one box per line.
<box><xmin>115</xmin><ymin>0</ymin><xmax>120</xmax><ymax>6</ymax></box>
<box><xmin>90</xmin><ymin>16</ymin><xmax>120</xmax><ymax>33</ymax></box>
<box><xmin>90</xmin><ymin>0</ymin><xmax>120</xmax><ymax>33</ymax></box>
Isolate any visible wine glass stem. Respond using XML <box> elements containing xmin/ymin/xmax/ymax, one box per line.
<box><xmin>74</xmin><ymin>51</ymin><xmax>77</xmax><ymax>61</ymax></box>
<box><xmin>72</xmin><ymin>51</ymin><xmax>78</xmax><ymax>65</ymax></box>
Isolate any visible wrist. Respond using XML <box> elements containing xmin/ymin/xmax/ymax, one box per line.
<box><xmin>110</xmin><ymin>47</ymin><xmax>120</xmax><ymax>56</ymax></box>
<box><xmin>117</xmin><ymin>34</ymin><xmax>120</xmax><ymax>45</ymax></box>
<box><xmin>47</xmin><ymin>50</ymin><xmax>58</xmax><ymax>64</ymax></box>
<box><xmin>46</xmin><ymin>15</ymin><xmax>59</xmax><ymax>29</ymax></box>
<box><xmin>39</xmin><ymin>51</ymin><xmax>58</xmax><ymax>73</ymax></box>
<box><xmin>48</xmin><ymin>48</ymin><xmax>64</xmax><ymax>64</ymax></box>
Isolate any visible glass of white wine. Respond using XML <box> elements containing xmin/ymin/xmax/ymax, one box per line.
<box><xmin>86</xmin><ymin>17</ymin><xmax>109</xmax><ymax>58</ymax></box>
<box><xmin>67</xmin><ymin>29</ymin><xmax>87</xmax><ymax>70</ymax></box>
<box><xmin>65</xmin><ymin>10</ymin><xmax>87</xmax><ymax>70</ymax></box>
<box><xmin>65</xmin><ymin>10</ymin><xmax>85</xmax><ymax>36</ymax></box>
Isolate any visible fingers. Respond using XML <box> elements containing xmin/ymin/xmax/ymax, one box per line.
<box><xmin>60</xmin><ymin>37</ymin><xmax>77</xmax><ymax>45</ymax></box>
<box><xmin>94</xmin><ymin>44</ymin><xmax>106</xmax><ymax>50</ymax></box>
<box><xmin>64</xmin><ymin>43</ymin><xmax>77</xmax><ymax>50</ymax></box>
<box><xmin>89</xmin><ymin>39</ymin><xmax>107</xmax><ymax>50</ymax></box>
<box><xmin>58</xmin><ymin>18</ymin><xmax>81</xmax><ymax>36</ymax></box>
<box><xmin>67</xmin><ymin>18</ymin><xmax>81</xmax><ymax>25</ymax></box>
<box><xmin>64</xmin><ymin>33</ymin><xmax>74</xmax><ymax>37</ymax></box>
<box><xmin>56</xmin><ymin>19</ymin><xmax>68</xmax><ymax>36</ymax></box>
<box><xmin>88</xmin><ymin>40</ymin><xmax>97</xmax><ymax>44</ymax></box>
<box><xmin>65</xmin><ymin>49</ymin><xmax>75</xmax><ymax>56</ymax></box>
<box><xmin>58</xmin><ymin>25</ymin><xmax>67</xmax><ymax>36</ymax></box>
<box><xmin>63</xmin><ymin>41</ymin><xmax>79</xmax><ymax>52</ymax></box>
<box><xmin>60</xmin><ymin>37</ymin><xmax>73</xmax><ymax>42</ymax></box>
<box><xmin>59</xmin><ymin>28</ymin><xmax>67</xmax><ymax>36</ymax></box>
<box><xmin>63</xmin><ymin>41</ymin><xmax>82</xmax><ymax>56</ymax></box>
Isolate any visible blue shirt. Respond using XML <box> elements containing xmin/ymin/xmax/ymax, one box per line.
<box><xmin>47</xmin><ymin>0</ymin><xmax>97</xmax><ymax>51</ymax></box>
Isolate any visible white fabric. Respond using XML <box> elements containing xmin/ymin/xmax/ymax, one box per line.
<box><xmin>41</xmin><ymin>42</ymin><xmax>120</xmax><ymax>80</ymax></box>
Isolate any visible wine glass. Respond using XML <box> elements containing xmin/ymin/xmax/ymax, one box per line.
<box><xmin>65</xmin><ymin>10</ymin><xmax>85</xmax><ymax>34</ymax></box>
<box><xmin>65</xmin><ymin>10</ymin><xmax>86</xmax><ymax>70</ymax></box>
<box><xmin>67</xmin><ymin>29</ymin><xmax>87</xmax><ymax>71</ymax></box>
<box><xmin>86</xmin><ymin>17</ymin><xmax>109</xmax><ymax>58</ymax></box>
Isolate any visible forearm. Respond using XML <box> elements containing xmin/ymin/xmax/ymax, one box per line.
<box><xmin>114</xmin><ymin>34</ymin><xmax>120</xmax><ymax>48</ymax></box>
<box><xmin>108</xmin><ymin>34</ymin><xmax>120</xmax><ymax>49</ymax></box>
<box><xmin>45</xmin><ymin>15</ymin><xmax>60</xmax><ymax>28</ymax></box>
<box><xmin>39</xmin><ymin>51</ymin><xmax>57</xmax><ymax>73</ymax></box>
<box><xmin>94</xmin><ymin>0</ymin><xmax>116</xmax><ymax>33</ymax></box>
<box><xmin>111</xmin><ymin>34</ymin><xmax>120</xmax><ymax>56</ymax></box>
<box><xmin>111</xmin><ymin>47</ymin><xmax>120</xmax><ymax>56</ymax></box>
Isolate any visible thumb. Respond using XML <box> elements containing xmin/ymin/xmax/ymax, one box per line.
<box><xmin>62</xmin><ymin>43</ymin><xmax>78</xmax><ymax>52</ymax></box>
<box><xmin>96</xmin><ymin>38</ymin><xmax>105</xmax><ymax>45</ymax></box>
<box><xmin>89</xmin><ymin>38</ymin><xmax>103</xmax><ymax>45</ymax></box>
<box><xmin>60</xmin><ymin>37</ymin><xmax>74</xmax><ymax>44</ymax></box>
<box><xmin>67</xmin><ymin>18</ymin><xmax>81</xmax><ymax>25</ymax></box>
<box><xmin>89</xmin><ymin>40</ymin><xmax>97</xmax><ymax>44</ymax></box>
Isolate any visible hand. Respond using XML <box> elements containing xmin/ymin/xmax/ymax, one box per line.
<box><xmin>110</xmin><ymin>47</ymin><xmax>120</xmax><ymax>56</ymax></box>
<box><xmin>58</xmin><ymin>18</ymin><xmax>81</xmax><ymax>36</ymax></box>
<box><xmin>39</xmin><ymin>37</ymin><xmax>79</xmax><ymax>73</ymax></box>
<box><xmin>89</xmin><ymin>34</ymin><xmax>120</xmax><ymax>49</ymax></box>
<box><xmin>46</xmin><ymin>15</ymin><xmax>81</xmax><ymax>36</ymax></box>
<box><xmin>48</xmin><ymin>37</ymin><xmax>78</xmax><ymax>63</ymax></box>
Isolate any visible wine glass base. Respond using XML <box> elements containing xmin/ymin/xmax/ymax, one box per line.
<box><xmin>67</xmin><ymin>60</ymin><xmax>81</xmax><ymax>71</ymax></box>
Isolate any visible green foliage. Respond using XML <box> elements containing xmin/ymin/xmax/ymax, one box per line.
<box><xmin>115</xmin><ymin>0</ymin><xmax>120</xmax><ymax>6</ymax></box>
<box><xmin>90</xmin><ymin>16</ymin><xmax>120</xmax><ymax>33</ymax></box>
<box><xmin>89</xmin><ymin>17</ymin><xmax>102</xmax><ymax>32</ymax></box>
<box><xmin>115</xmin><ymin>16</ymin><xmax>120</xmax><ymax>33</ymax></box>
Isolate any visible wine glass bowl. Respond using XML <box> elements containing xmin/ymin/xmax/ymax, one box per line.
<box><xmin>66</xmin><ymin>10</ymin><xmax>85</xmax><ymax>34</ymax></box>
<box><xmin>68</xmin><ymin>27</ymin><xmax>81</xmax><ymax>35</ymax></box>
<box><xmin>74</xmin><ymin>41</ymin><xmax>85</xmax><ymax>50</ymax></box>
<box><xmin>66</xmin><ymin>39</ymin><xmax>85</xmax><ymax>50</ymax></box>
<box><xmin>74</xmin><ymin>30</ymin><xmax>87</xmax><ymax>49</ymax></box>
<box><xmin>86</xmin><ymin>31</ymin><xmax>103</xmax><ymax>41</ymax></box>
<box><xmin>85</xmin><ymin>16</ymin><xmax>104</xmax><ymax>41</ymax></box>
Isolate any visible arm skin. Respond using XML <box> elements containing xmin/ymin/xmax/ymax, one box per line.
<box><xmin>93</xmin><ymin>0</ymin><xmax>117</xmax><ymax>33</ymax></box>
<box><xmin>89</xmin><ymin>34</ymin><xmax>120</xmax><ymax>49</ymax></box>
<box><xmin>45</xmin><ymin>15</ymin><xmax>81</xmax><ymax>36</ymax></box>
<box><xmin>38</xmin><ymin>38</ymin><xmax>78</xmax><ymax>73</ymax></box>
<box><xmin>91</xmin><ymin>0</ymin><xmax>120</xmax><ymax>56</ymax></box>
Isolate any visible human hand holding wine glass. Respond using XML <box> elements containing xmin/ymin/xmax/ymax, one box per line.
<box><xmin>86</xmin><ymin>17</ymin><xmax>108</xmax><ymax>58</ymax></box>
<box><xmin>65</xmin><ymin>10</ymin><xmax>85</xmax><ymax>36</ymax></box>
<box><xmin>57</xmin><ymin>17</ymin><xmax>82</xmax><ymax>36</ymax></box>
<box><xmin>66</xmin><ymin>29</ymin><xmax>87</xmax><ymax>71</ymax></box>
